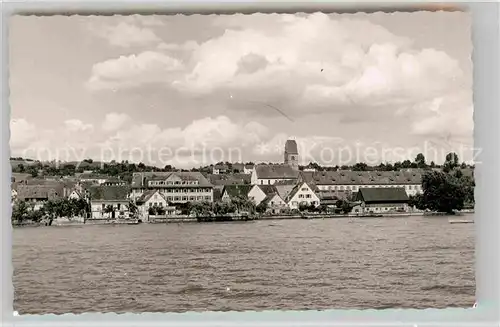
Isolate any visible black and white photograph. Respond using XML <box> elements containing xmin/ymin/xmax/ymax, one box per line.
<box><xmin>9</xmin><ymin>10</ymin><xmax>475</xmax><ymax>314</ymax></box>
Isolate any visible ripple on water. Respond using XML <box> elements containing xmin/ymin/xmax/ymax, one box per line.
<box><xmin>13</xmin><ymin>216</ymin><xmax>475</xmax><ymax>313</ymax></box>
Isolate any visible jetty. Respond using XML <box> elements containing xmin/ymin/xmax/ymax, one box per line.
<box><xmin>449</xmin><ymin>219</ymin><xmax>474</xmax><ymax>224</ymax></box>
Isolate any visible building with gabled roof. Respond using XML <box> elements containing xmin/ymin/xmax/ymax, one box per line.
<box><xmin>299</xmin><ymin>170</ymin><xmax>425</xmax><ymax>196</ymax></box>
<box><xmin>353</xmin><ymin>187</ymin><xmax>409</xmax><ymax>215</ymax></box>
<box><xmin>130</xmin><ymin>171</ymin><xmax>213</xmax><ymax>203</ymax></box>
<box><xmin>251</xmin><ymin>164</ymin><xmax>300</xmax><ymax>185</ymax></box>
<box><xmin>221</xmin><ymin>184</ymin><xmax>253</xmax><ymax>202</ymax></box>
<box><xmin>88</xmin><ymin>185</ymin><xmax>131</xmax><ymax>219</ymax></box>
<box><xmin>247</xmin><ymin>184</ymin><xmax>278</xmax><ymax>205</ymax></box>
<box><xmin>284</xmin><ymin>182</ymin><xmax>320</xmax><ymax>210</ymax></box>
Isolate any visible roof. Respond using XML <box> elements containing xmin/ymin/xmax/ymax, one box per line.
<box><xmin>11</xmin><ymin>173</ymin><xmax>32</xmax><ymax>182</ymax></box>
<box><xmin>257</xmin><ymin>185</ymin><xmax>279</xmax><ymax>196</ymax></box>
<box><xmin>284</xmin><ymin>140</ymin><xmax>298</xmax><ymax>154</ymax></box>
<box><xmin>356</xmin><ymin>187</ymin><xmax>409</xmax><ymax>203</ymax></box>
<box><xmin>285</xmin><ymin>182</ymin><xmax>316</xmax><ymax>202</ymax></box>
<box><xmin>136</xmin><ymin>190</ymin><xmax>166</xmax><ymax>204</ymax></box>
<box><xmin>77</xmin><ymin>172</ymin><xmax>109</xmax><ymax>180</ymax></box>
<box><xmin>274</xmin><ymin>184</ymin><xmax>296</xmax><ymax>200</ymax></box>
<box><xmin>262</xmin><ymin>193</ymin><xmax>284</xmax><ymax>206</ymax></box>
<box><xmin>17</xmin><ymin>185</ymin><xmax>64</xmax><ymax>200</ymax></box>
<box><xmin>300</xmin><ymin>170</ymin><xmax>424</xmax><ymax>185</ymax></box>
<box><xmin>207</xmin><ymin>173</ymin><xmax>251</xmax><ymax>186</ymax></box>
<box><xmin>131</xmin><ymin>172</ymin><xmax>212</xmax><ymax>189</ymax></box>
<box><xmin>255</xmin><ymin>164</ymin><xmax>300</xmax><ymax>179</ymax></box>
<box><xmin>89</xmin><ymin>185</ymin><xmax>130</xmax><ymax>201</ymax></box>
<box><xmin>223</xmin><ymin>184</ymin><xmax>253</xmax><ymax>199</ymax></box>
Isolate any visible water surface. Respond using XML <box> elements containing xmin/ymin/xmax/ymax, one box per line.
<box><xmin>13</xmin><ymin>215</ymin><xmax>475</xmax><ymax>314</ymax></box>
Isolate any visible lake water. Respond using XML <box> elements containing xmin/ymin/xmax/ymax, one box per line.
<box><xmin>12</xmin><ymin>215</ymin><xmax>475</xmax><ymax>314</ymax></box>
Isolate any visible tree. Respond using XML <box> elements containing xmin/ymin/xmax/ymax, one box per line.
<box><xmin>420</xmin><ymin>171</ymin><xmax>466</xmax><ymax>214</ymax></box>
<box><xmin>408</xmin><ymin>194</ymin><xmax>425</xmax><ymax>210</ymax></box>
<box><xmin>104</xmin><ymin>205</ymin><xmax>115</xmax><ymax>218</ymax></box>
<box><xmin>443</xmin><ymin>152</ymin><xmax>459</xmax><ymax>173</ymax></box>
<box><xmin>335</xmin><ymin>199</ymin><xmax>352</xmax><ymax>214</ymax></box>
<box><xmin>352</xmin><ymin>162</ymin><xmax>368</xmax><ymax>171</ymax></box>
<box><xmin>414</xmin><ymin>153</ymin><xmax>427</xmax><ymax>169</ymax></box>
<box><xmin>230</xmin><ymin>196</ymin><xmax>256</xmax><ymax>214</ymax></box>
<box><xmin>401</xmin><ymin>160</ymin><xmax>412</xmax><ymax>169</ymax></box>
<box><xmin>127</xmin><ymin>200</ymin><xmax>138</xmax><ymax>218</ymax></box>
<box><xmin>256</xmin><ymin>202</ymin><xmax>268</xmax><ymax>214</ymax></box>
<box><xmin>12</xmin><ymin>200</ymin><xmax>29</xmax><ymax>223</ymax></box>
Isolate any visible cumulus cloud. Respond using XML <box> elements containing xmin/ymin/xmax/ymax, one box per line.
<box><xmin>10</xmin><ymin>118</ymin><xmax>37</xmax><ymax>150</ymax></box>
<box><xmin>87</xmin><ymin>51</ymin><xmax>184</xmax><ymax>90</ymax></box>
<box><xmin>64</xmin><ymin>119</ymin><xmax>94</xmax><ymax>132</ymax></box>
<box><xmin>90</xmin><ymin>22</ymin><xmax>161</xmax><ymax>47</ymax></box>
<box><xmin>88</xmin><ymin>13</ymin><xmax>469</xmax><ymax>122</ymax></box>
<box><xmin>102</xmin><ymin>112</ymin><xmax>131</xmax><ymax>132</ymax></box>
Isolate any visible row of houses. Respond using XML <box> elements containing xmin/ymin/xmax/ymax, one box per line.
<box><xmin>219</xmin><ymin>180</ymin><xmax>410</xmax><ymax>215</ymax></box>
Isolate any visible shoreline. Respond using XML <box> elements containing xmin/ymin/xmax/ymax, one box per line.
<box><xmin>12</xmin><ymin>210</ymin><xmax>474</xmax><ymax>228</ymax></box>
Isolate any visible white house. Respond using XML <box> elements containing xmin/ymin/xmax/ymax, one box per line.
<box><xmin>212</xmin><ymin>164</ymin><xmax>228</xmax><ymax>175</ymax></box>
<box><xmin>89</xmin><ymin>185</ymin><xmax>130</xmax><ymax>219</ymax></box>
<box><xmin>135</xmin><ymin>190</ymin><xmax>175</xmax><ymax>220</ymax></box>
<box><xmin>285</xmin><ymin>182</ymin><xmax>320</xmax><ymax>210</ymax></box>
<box><xmin>77</xmin><ymin>172</ymin><xmax>110</xmax><ymax>185</ymax></box>
<box><xmin>261</xmin><ymin>193</ymin><xmax>288</xmax><ymax>215</ymax></box>
<box><xmin>130</xmin><ymin>171</ymin><xmax>214</xmax><ymax>203</ymax></box>
<box><xmin>247</xmin><ymin>185</ymin><xmax>279</xmax><ymax>205</ymax></box>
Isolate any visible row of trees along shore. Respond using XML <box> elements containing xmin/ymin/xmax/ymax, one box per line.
<box><xmin>11</xmin><ymin>198</ymin><xmax>90</xmax><ymax>224</ymax></box>
<box><xmin>11</xmin><ymin>152</ymin><xmax>474</xmax><ymax>183</ymax></box>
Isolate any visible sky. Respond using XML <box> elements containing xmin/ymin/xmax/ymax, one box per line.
<box><xmin>9</xmin><ymin>12</ymin><xmax>474</xmax><ymax>168</ymax></box>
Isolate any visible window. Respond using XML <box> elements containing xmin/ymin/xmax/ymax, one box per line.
<box><xmin>117</xmin><ymin>203</ymin><xmax>121</xmax><ymax>210</ymax></box>
<box><xmin>189</xmin><ymin>196</ymin><xmax>195</xmax><ymax>201</ymax></box>
<box><xmin>301</xmin><ymin>188</ymin><xmax>307</xmax><ymax>191</ymax></box>
<box><xmin>182</xmin><ymin>197</ymin><xmax>187</xmax><ymax>201</ymax></box>
<box><xmin>102</xmin><ymin>204</ymin><xmax>105</xmax><ymax>210</ymax></box>
<box><xmin>205</xmin><ymin>196</ymin><xmax>211</xmax><ymax>200</ymax></box>
<box><xmin>271</xmin><ymin>201</ymin><xmax>274</xmax><ymax>205</ymax></box>
<box><xmin>306</xmin><ymin>194</ymin><xmax>311</xmax><ymax>198</ymax></box>
<box><xmin>149</xmin><ymin>203</ymin><xmax>152</xmax><ymax>207</ymax></box>
<box><xmin>260</xmin><ymin>180</ymin><xmax>264</xmax><ymax>185</ymax></box>
<box><xmin>268</xmin><ymin>180</ymin><xmax>271</xmax><ymax>185</ymax></box>
<box><xmin>174</xmin><ymin>197</ymin><xmax>180</xmax><ymax>201</ymax></box>
<box><xmin>299</xmin><ymin>194</ymin><xmax>304</xmax><ymax>198</ymax></box>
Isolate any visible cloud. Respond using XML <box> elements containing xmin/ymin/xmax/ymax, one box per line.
<box><xmin>64</xmin><ymin>119</ymin><xmax>94</xmax><ymax>132</ymax></box>
<box><xmin>102</xmin><ymin>112</ymin><xmax>131</xmax><ymax>132</ymax></box>
<box><xmin>410</xmin><ymin>91</ymin><xmax>473</xmax><ymax>142</ymax></box>
<box><xmin>90</xmin><ymin>22</ymin><xmax>161</xmax><ymax>47</ymax></box>
<box><xmin>10</xmin><ymin>118</ymin><xmax>38</xmax><ymax>150</ymax></box>
<box><xmin>87</xmin><ymin>51</ymin><xmax>184</xmax><ymax>90</ymax></box>
<box><xmin>89</xmin><ymin>14</ymin><xmax>469</xmax><ymax>125</ymax></box>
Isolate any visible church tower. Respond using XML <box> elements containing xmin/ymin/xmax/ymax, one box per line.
<box><xmin>284</xmin><ymin>139</ymin><xmax>299</xmax><ymax>170</ymax></box>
